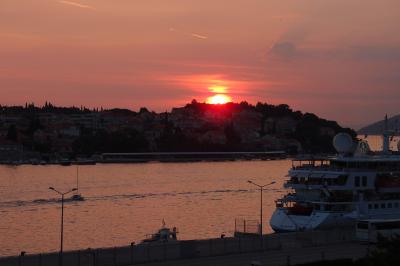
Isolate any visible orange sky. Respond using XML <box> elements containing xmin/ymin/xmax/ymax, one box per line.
<box><xmin>1</xmin><ymin>0</ymin><xmax>400</xmax><ymax>128</ymax></box>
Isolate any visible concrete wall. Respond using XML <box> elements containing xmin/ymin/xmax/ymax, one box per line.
<box><xmin>0</xmin><ymin>230</ymin><xmax>356</xmax><ymax>266</ymax></box>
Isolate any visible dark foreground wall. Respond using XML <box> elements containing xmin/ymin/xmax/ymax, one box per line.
<box><xmin>0</xmin><ymin>230</ymin><xmax>356</xmax><ymax>266</ymax></box>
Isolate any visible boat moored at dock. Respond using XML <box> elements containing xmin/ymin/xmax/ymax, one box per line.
<box><xmin>270</xmin><ymin>116</ymin><xmax>400</xmax><ymax>232</ymax></box>
<box><xmin>141</xmin><ymin>221</ymin><xmax>178</xmax><ymax>243</ymax></box>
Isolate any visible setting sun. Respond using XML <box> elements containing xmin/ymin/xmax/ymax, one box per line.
<box><xmin>206</xmin><ymin>94</ymin><xmax>232</xmax><ymax>104</ymax></box>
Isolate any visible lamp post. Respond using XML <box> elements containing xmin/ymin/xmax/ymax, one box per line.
<box><xmin>49</xmin><ymin>187</ymin><xmax>76</xmax><ymax>266</ymax></box>
<box><xmin>247</xmin><ymin>180</ymin><xmax>276</xmax><ymax>244</ymax></box>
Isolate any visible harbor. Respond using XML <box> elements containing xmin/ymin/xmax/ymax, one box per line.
<box><xmin>2</xmin><ymin>134</ymin><xmax>400</xmax><ymax>265</ymax></box>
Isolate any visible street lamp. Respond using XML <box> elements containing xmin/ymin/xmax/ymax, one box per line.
<box><xmin>49</xmin><ymin>187</ymin><xmax>77</xmax><ymax>266</ymax></box>
<box><xmin>247</xmin><ymin>180</ymin><xmax>276</xmax><ymax>241</ymax></box>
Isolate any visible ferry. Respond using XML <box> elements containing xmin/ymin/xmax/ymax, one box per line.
<box><xmin>270</xmin><ymin>116</ymin><xmax>400</xmax><ymax>232</ymax></box>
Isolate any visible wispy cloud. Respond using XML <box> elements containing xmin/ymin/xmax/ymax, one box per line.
<box><xmin>58</xmin><ymin>0</ymin><xmax>95</xmax><ymax>10</ymax></box>
<box><xmin>190</xmin><ymin>33</ymin><xmax>208</xmax><ymax>40</ymax></box>
<box><xmin>169</xmin><ymin>27</ymin><xmax>208</xmax><ymax>40</ymax></box>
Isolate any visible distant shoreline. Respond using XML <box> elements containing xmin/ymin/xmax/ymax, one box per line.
<box><xmin>0</xmin><ymin>151</ymin><xmax>288</xmax><ymax>165</ymax></box>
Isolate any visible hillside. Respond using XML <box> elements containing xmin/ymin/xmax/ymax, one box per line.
<box><xmin>358</xmin><ymin>115</ymin><xmax>400</xmax><ymax>135</ymax></box>
<box><xmin>0</xmin><ymin>101</ymin><xmax>356</xmax><ymax>160</ymax></box>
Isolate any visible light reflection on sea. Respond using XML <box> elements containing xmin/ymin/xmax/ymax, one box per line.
<box><xmin>0</xmin><ymin>160</ymin><xmax>289</xmax><ymax>256</ymax></box>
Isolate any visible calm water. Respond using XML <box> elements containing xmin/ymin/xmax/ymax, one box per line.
<box><xmin>0</xmin><ymin>160</ymin><xmax>290</xmax><ymax>256</ymax></box>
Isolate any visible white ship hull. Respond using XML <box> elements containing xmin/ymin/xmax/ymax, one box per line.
<box><xmin>270</xmin><ymin>208</ymin><xmax>356</xmax><ymax>232</ymax></box>
<box><xmin>269</xmin><ymin>128</ymin><xmax>400</xmax><ymax>233</ymax></box>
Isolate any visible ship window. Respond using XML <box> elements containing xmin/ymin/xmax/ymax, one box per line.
<box><xmin>395</xmin><ymin>202</ymin><xmax>399</xmax><ymax>208</ymax></box>
<box><xmin>355</xmin><ymin>176</ymin><xmax>360</xmax><ymax>187</ymax></box>
<box><xmin>388</xmin><ymin>203</ymin><xmax>393</xmax><ymax>208</ymax></box>
<box><xmin>368</xmin><ymin>204</ymin><xmax>372</xmax><ymax>209</ymax></box>
<box><xmin>381</xmin><ymin>203</ymin><xmax>386</xmax><ymax>209</ymax></box>
<box><xmin>374</xmin><ymin>204</ymin><xmax>379</xmax><ymax>209</ymax></box>
<box><xmin>362</xmin><ymin>176</ymin><xmax>367</xmax><ymax>186</ymax></box>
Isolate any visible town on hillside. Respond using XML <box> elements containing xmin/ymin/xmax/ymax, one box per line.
<box><xmin>0</xmin><ymin>100</ymin><xmax>355</xmax><ymax>163</ymax></box>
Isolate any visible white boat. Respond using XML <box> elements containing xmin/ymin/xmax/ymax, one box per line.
<box><xmin>141</xmin><ymin>220</ymin><xmax>178</xmax><ymax>243</ymax></box>
<box><xmin>270</xmin><ymin>116</ymin><xmax>400</xmax><ymax>232</ymax></box>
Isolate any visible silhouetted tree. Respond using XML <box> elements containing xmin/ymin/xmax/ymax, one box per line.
<box><xmin>6</xmin><ymin>125</ymin><xmax>18</xmax><ymax>141</ymax></box>
<box><xmin>224</xmin><ymin>123</ymin><xmax>241</xmax><ymax>146</ymax></box>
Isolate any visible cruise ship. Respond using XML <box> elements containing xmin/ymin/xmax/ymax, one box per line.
<box><xmin>270</xmin><ymin>117</ymin><xmax>400</xmax><ymax>232</ymax></box>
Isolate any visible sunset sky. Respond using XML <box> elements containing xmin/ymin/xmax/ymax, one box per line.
<box><xmin>1</xmin><ymin>0</ymin><xmax>400</xmax><ymax>129</ymax></box>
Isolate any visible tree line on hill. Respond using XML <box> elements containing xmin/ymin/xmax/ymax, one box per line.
<box><xmin>0</xmin><ymin>101</ymin><xmax>356</xmax><ymax>158</ymax></box>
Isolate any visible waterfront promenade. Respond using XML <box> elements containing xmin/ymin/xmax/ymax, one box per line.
<box><xmin>0</xmin><ymin>229</ymin><xmax>369</xmax><ymax>266</ymax></box>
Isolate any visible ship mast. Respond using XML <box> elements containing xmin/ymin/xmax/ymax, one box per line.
<box><xmin>383</xmin><ymin>114</ymin><xmax>390</xmax><ymax>154</ymax></box>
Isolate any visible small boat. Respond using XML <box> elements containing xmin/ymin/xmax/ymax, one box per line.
<box><xmin>70</xmin><ymin>193</ymin><xmax>84</xmax><ymax>201</ymax></box>
<box><xmin>142</xmin><ymin>220</ymin><xmax>178</xmax><ymax>243</ymax></box>
<box><xmin>70</xmin><ymin>166</ymin><xmax>85</xmax><ymax>201</ymax></box>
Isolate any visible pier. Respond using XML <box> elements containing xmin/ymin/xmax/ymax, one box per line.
<box><xmin>0</xmin><ymin>229</ymin><xmax>370</xmax><ymax>266</ymax></box>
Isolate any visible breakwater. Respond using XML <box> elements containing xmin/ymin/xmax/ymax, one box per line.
<box><xmin>100</xmin><ymin>151</ymin><xmax>287</xmax><ymax>163</ymax></box>
<box><xmin>0</xmin><ymin>230</ymin><xmax>359</xmax><ymax>266</ymax></box>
